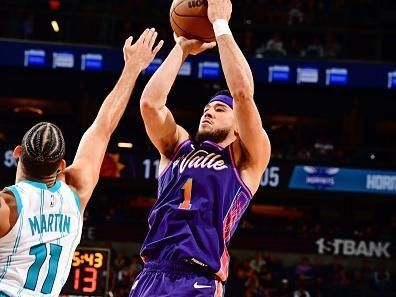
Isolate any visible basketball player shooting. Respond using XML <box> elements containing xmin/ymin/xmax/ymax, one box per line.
<box><xmin>0</xmin><ymin>28</ymin><xmax>163</xmax><ymax>297</ymax></box>
<box><xmin>130</xmin><ymin>0</ymin><xmax>271</xmax><ymax>296</ymax></box>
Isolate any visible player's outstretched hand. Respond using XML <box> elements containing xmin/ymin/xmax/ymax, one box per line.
<box><xmin>174</xmin><ymin>33</ymin><xmax>216</xmax><ymax>56</ymax></box>
<box><xmin>123</xmin><ymin>28</ymin><xmax>164</xmax><ymax>70</ymax></box>
<box><xmin>207</xmin><ymin>0</ymin><xmax>232</xmax><ymax>24</ymax></box>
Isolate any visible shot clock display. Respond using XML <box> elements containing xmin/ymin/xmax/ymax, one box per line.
<box><xmin>61</xmin><ymin>247</ymin><xmax>110</xmax><ymax>296</ymax></box>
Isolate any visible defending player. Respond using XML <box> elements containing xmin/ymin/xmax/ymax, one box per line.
<box><xmin>0</xmin><ymin>28</ymin><xmax>163</xmax><ymax>297</ymax></box>
<box><xmin>130</xmin><ymin>0</ymin><xmax>271</xmax><ymax>296</ymax></box>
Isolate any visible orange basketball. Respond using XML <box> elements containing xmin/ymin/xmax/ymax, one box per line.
<box><xmin>170</xmin><ymin>0</ymin><xmax>215</xmax><ymax>42</ymax></box>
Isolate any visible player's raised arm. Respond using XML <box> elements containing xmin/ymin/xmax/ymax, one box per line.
<box><xmin>208</xmin><ymin>0</ymin><xmax>271</xmax><ymax>181</ymax></box>
<box><xmin>64</xmin><ymin>29</ymin><xmax>163</xmax><ymax>209</ymax></box>
<box><xmin>140</xmin><ymin>35</ymin><xmax>216</xmax><ymax>158</ymax></box>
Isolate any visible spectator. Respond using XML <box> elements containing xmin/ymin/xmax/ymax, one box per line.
<box><xmin>113</xmin><ymin>252</ymin><xmax>127</xmax><ymax>271</ymax></box>
<box><xmin>250</xmin><ymin>251</ymin><xmax>266</xmax><ymax>273</ymax></box>
<box><xmin>259</xmin><ymin>265</ymin><xmax>277</xmax><ymax>296</ymax></box>
<box><xmin>128</xmin><ymin>255</ymin><xmax>143</xmax><ymax>280</ymax></box>
<box><xmin>288</xmin><ymin>37</ymin><xmax>302</xmax><ymax>57</ymax></box>
<box><xmin>295</xmin><ymin>257</ymin><xmax>313</xmax><ymax>280</ymax></box>
<box><xmin>294</xmin><ymin>289</ymin><xmax>311</xmax><ymax>297</ymax></box>
<box><xmin>244</xmin><ymin>267</ymin><xmax>261</xmax><ymax>297</ymax></box>
<box><xmin>324</xmin><ymin>35</ymin><xmax>342</xmax><ymax>58</ymax></box>
<box><xmin>302</xmin><ymin>38</ymin><xmax>325</xmax><ymax>58</ymax></box>
<box><xmin>373</xmin><ymin>263</ymin><xmax>391</xmax><ymax>293</ymax></box>
<box><xmin>352</xmin><ymin>261</ymin><xmax>372</xmax><ymax>297</ymax></box>
<box><xmin>267</xmin><ymin>254</ymin><xmax>285</xmax><ymax>284</ymax></box>
<box><xmin>256</xmin><ymin>33</ymin><xmax>287</xmax><ymax>57</ymax></box>
<box><xmin>288</xmin><ymin>1</ymin><xmax>304</xmax><ymax>25</ymax></box>
<box><xmin>275</xmin><ymin>279</ymin><xmax>292</xmax><ymax>297</ymax></box>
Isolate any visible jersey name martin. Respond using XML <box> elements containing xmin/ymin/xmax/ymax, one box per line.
<box><xmin>173</xmin><ymin>147</ymin><xmax>228</xmax><ymax>173</ymax></box>
<box><xmin>28</xmin><ymin>213</ymin><xmax>72</xmax><ymax>236</ymax></box>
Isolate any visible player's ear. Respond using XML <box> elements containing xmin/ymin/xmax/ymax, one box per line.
<box><xmin>234</xmin><ymin>121</ymin><xmax>239</xmax><ymax>136</ymax></box>
<box><xmin>13</xmin><ymin>145</ymin><xmax>22</xmax><ymax>159</ymax></box>
<box><xmin>58</xmin><ymin>159</ymin><xmax>66</xmax><ymax>172</ymax></box>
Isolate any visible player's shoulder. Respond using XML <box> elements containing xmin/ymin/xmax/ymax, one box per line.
<box><xmin>61</xmin><ymin>167</ymin><xmax>89</xmax><ymax>210</ymax></box>
<box><xmin>163</xmin><ymin>135</ymin><xmax>192</xmax><ymax>158</ymax></box>
<box><xmin>233</xmin><ymin>132</ymin><xmax>270</xmax><ymax>167</ymax></box>
<box><xmin>230</xmin><ymin>138</ymin><xmax>270</xmax><ymax>195</ymax></box>
<box><xmin>0</xmin><ymin>189</ymin><xmax>18</xmax><ymax>237</ymax></box>
<box><xmin>0</xmin><ymin>189</ymin><xmax>17</xmax><ymax>207</ymax></box>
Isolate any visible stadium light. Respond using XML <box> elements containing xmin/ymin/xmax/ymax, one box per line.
<box><xmin>117</xmin><ymin>142</ymin><xmax>133</xmax><ymax>149</ymax></box>
<box><xmin>51</xmin><ymin>21</ymin><xmax>60</xmax><ymax>33</ymax></box>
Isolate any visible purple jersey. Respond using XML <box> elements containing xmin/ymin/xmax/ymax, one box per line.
<box><xmin>140</xmin><ymin>139</ymin><xmax>252</xmax><ymax>281</ymax></box>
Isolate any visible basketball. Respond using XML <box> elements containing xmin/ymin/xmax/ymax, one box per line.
<box><xmin>170</xmin><ymin>0</ymin><xmax>216</xmax><ymax>42</ymax></box>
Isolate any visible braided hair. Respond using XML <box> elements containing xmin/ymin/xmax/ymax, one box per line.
<box><xmin>20</xmin><ymin>122</ymin><xmax>66</xmax><ymax>177</ymax></box>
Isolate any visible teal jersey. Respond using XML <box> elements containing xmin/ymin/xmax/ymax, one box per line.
<box><xmin>0</xmin><ymin>180</ymin><xmax>82</xmax><ymax>297</ymax></box>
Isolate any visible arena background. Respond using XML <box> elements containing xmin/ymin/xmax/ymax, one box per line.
<box><xmin>0</xmin><ymin>1</ymin><xmax>395</xmax><ymax>296</ymax></box>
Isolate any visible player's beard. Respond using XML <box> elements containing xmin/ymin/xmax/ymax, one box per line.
<box><xmin>195</xmin><ymin>128</ymin><xmax>230</xmax><ymax>144</ymax></box>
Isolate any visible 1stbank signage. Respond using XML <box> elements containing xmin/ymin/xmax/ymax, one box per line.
<box><xmin>316</xmin><ymin>238</ymin><xmax>391</xmax><ymax>259</ymax></box>
<box><xmin>289</xmin><ymin>165</ymin><xmax>396</xmax><ymax>195</ymax></box>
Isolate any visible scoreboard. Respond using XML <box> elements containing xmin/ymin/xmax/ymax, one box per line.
<box><xmin>61</xmin><ymin>247</ymin><xmax>111</xmax><ymax>296</ymax></box>
<box><xmin>1</xmin><ymin>39</ymin><xmax>396</xmax><ymax>89</ymax></box>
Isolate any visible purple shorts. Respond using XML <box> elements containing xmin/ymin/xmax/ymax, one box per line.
<box><xmin>129</xmin><ymin>260</ymin><xmax>225</xmax><ymax>297</ymax></box>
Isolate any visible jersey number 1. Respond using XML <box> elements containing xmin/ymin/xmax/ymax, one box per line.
<box><xmin>24</xmin><ymin>243</ymin><xmax>62</xmax><ymax>294</ymax></box>
<box><xmin>178</xmin><ymin>178</ymin><xmax>193</xmax><ymax>210</ymax></box>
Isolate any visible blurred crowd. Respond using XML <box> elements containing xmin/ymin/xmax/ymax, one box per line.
<box><xmin>1</xmin><ymin>3</ymin><xmax>395</xmax><ymax>297</ymax></box>
<box><xmin>107</xmin><ymin>251</ymin><xmax>394</xmax><ymax>297</ymax></box>
<box><xmin>89</xmin><ymin>204</ymin><xmax>395</xmax><ymax>244</ymax></box>
<box><xmin>243</xmin><ymin>217</ymin><xmax>395</xmax><ymax>243</ymax></box>
<box><xmin>1</xmin><ymin>0</ymin><xmax>395</xmax><ymax>61</ymax></box>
